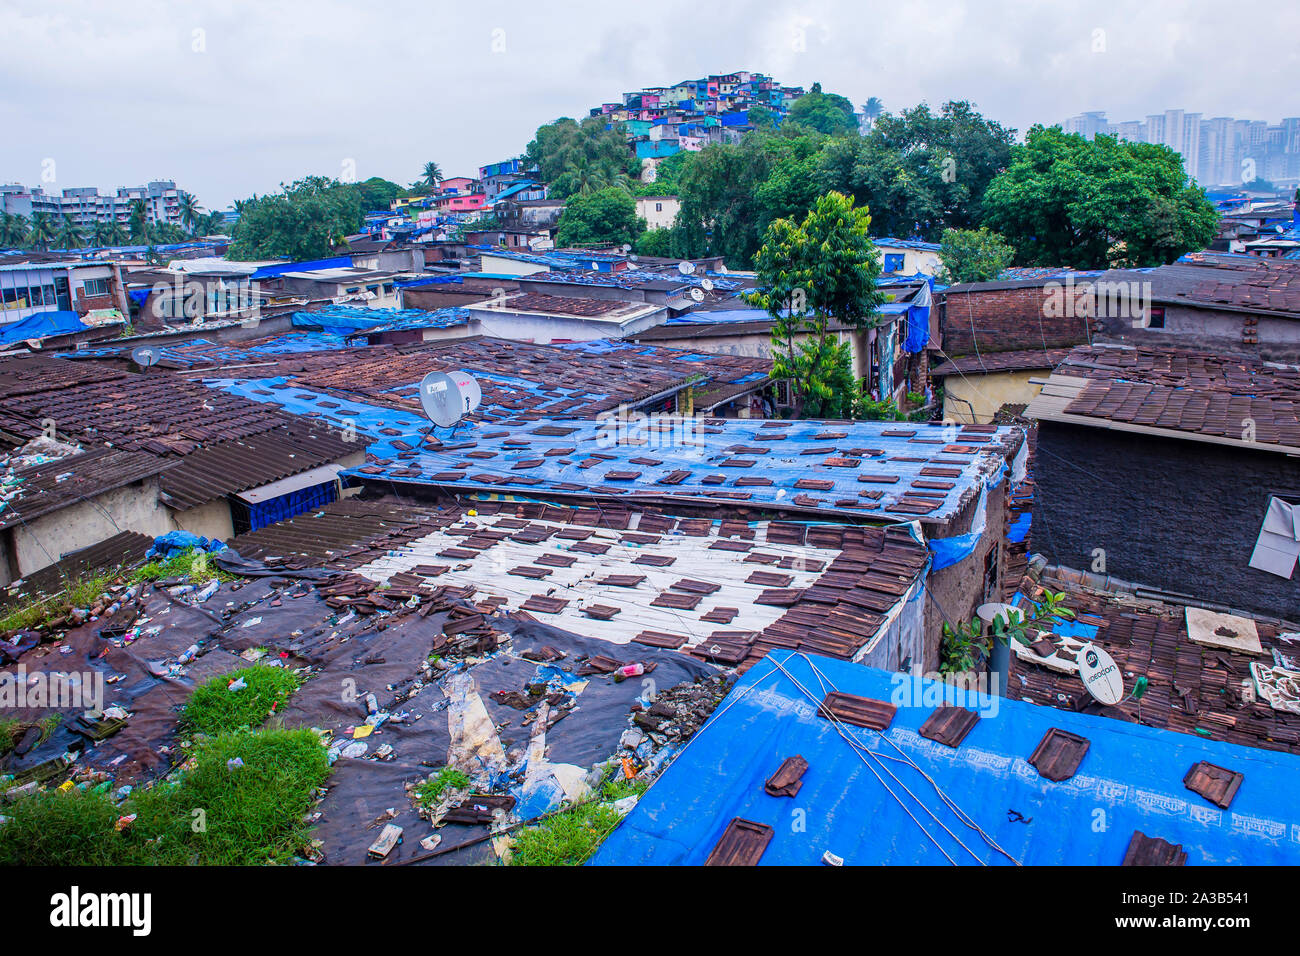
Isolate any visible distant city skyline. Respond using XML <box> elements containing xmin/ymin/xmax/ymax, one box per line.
<box><xmin>1061</xmin><ymin>110</ymin><xmax>1300</xmax><ymax>189</ymax></box>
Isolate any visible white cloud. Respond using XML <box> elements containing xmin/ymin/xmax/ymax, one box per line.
<box><xmin>2</xmin><ymin>0</ymin><xmax>1296</xmax><ymax>208</ymax></box>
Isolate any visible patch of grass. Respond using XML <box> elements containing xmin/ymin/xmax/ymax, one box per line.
<box><xmin>130</xmin><ymin>548</ymin><xmax>233</xmax><ymax>585</ymax></box>
<box><xmin>180</xmin><ymin>666</ymin><xmax>302</xmax><ymax>737</ymax></box>
<box><xmin>0</xmin><ymin>718</ymin><xmax>21</xmax><ymax>755</ymax></box>
<box><xmin>414</xmin><ymin>766</ymin><xmax>470</xmax><ymax>806</ymax></box>
<box><xmin>0</xmin><ymin>728</ymin><xmax>331</xmax><ymax>866</ymax></box>
<box><xmin>0</xmin><ymin>570</ymin><xmax>117</xmax><ymax>634</ymax></box>
<box><xmin>509</xmin><ymin>770</ymin><xmax>649</xmax><ymax>867</ymax></box>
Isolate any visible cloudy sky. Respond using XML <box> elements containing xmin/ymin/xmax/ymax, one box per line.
<box><xmin>3</xmin><ymin>0</ymin><xmax>1297</xmax><ymax>209</ymax></box>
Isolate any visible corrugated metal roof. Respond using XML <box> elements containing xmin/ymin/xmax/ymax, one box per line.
<box><xmin>0</xmin><ymin>446</ymin><xmax>172</xmax><ymax>530</ymax></box>
<box><xmin>158</xmin><ymin>422</ymin><xmax>357</xmax><ymax>510</ymax></box>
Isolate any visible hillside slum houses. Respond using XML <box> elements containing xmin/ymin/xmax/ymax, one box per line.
<box><xmin>2</xmin><ymin>215</ymin><xmax>1300</xmax><ymax>866</ymax></box>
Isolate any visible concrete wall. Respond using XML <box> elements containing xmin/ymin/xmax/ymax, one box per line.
<box><xmin>942</xmin><ymin>369</ymin><xmax>1046</xmax><ymax>423</ymax></box>
<box><xmin>1034</xmin><ymin>421</ymin><xmax>1300</xmax><ymax>620</ymax></box>
<box><xmin>636</xmin><ymin>197</ymin><xmax>680</xmax><ymax>230</ymax></box>
<box><xmin>1094</xmin><ymin>303</ymin><xmax>1300</xmax><ymax>365</ymax></box>
<box><xmin>166</xmin><ymin>498</ymin><xmax>234</xmax><ymax>543</ymax></box>
<box><xmin>10</xmin><ymin>479</ymin><xmax>172</xmax><ymax>578</ymax></box>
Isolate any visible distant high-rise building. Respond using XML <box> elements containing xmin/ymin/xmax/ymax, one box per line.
<box><xmin>0</xmin><ymin>180</ymin><xmax>186</xmax><ymax>227</ymax></box>
<box><xmin>1060</xmin><ymin>110</ymin><xmax>1300</xmax><ymax>188</ymax></box>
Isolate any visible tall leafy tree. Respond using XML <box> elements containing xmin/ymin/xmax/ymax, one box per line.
<box><xmin>860</xmin><ymin>97</ymin><xmax>884</xmax><ymax>131</ymax></box>
<box><xmin>983</xmin><ymin>126</ymin><xmax>1220</xmax><ymax>268</ymax></box>
<box><xmin>227</xmin><ymin>176</ymin><xmax>363</xmax><ymax>260</ymax></box>
<box><xmin>127</xmin><ymin>199</ymin><xmax>148</xmax><ymax>241</ymax></box>
<box><xmin>937</xmin><ymin>227</ymin><xmax>1016</xmax><ymax>284</ymax></box>
<box><xmin>785</xmin><ymin>82</ymin><xmax>857</xmax><ymax>136</ymax></box>
<box><xmin>421</xmin><ymin>162</ymin><xmax>443</xmax><ymax>187</ymax></box>
<box><xmin>554</xmin><ymin>187</ymin><xmax>642</xmax><ymax>248</ymax></box>
<box><xmin>753</xmin><ymin>191</ymin><xmax>884</xmax><ymax>417</ymax></box>
<box><xmin>816</xmin><ymin>100</ymin><xmax>1015</xmax><ymax>239</ymax></box>
<box><xmin>527</xmin><ymin>116</ymin><xmax>638</xmax><ymax>199</ymax></box>
<box><xmin>0</xmin><ymin>213</ymin><xmax>30</xmax><ymax>248</ymax></box>
<box><xmin>177</xmin><ymin>191</ymin><xmax>201</xmax><ymax>233</ymax></box>
<box><xmin>29</xmin><ymin>213</ymin><xmax>56</xmax><ymax>250</ymax></box>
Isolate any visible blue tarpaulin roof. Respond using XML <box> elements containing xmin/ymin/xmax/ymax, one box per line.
<box><xmin>0</xmin><ymin>310</ymin><xmax>87</xmax><ymax>345</ymax></box>
<box><xmin>592</xmin><ymin>651</ymin><xmax>1300</xmax><ymax>866</ymax></box>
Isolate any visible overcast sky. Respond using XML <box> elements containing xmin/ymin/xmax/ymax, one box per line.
<box><xmin>3</xmin><ymin>0</ymin><xmax>1297</xmax><ymax>209</ymax></box>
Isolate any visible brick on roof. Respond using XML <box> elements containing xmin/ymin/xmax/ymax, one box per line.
<box><xmin>1008</xmin><ymin>566</ymin><xmax>1300</xmax><ymax>755</ymax></box>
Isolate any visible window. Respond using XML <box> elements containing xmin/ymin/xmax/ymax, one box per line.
<box><xmin>883</xmin><ymin>253</ymin><xmax>906</xmax><ymax>273</ymax></box>
<box><xmin>82</xmin><ymin>278</ymin><xmax>110</xmax><ymax>297</ymax></box>
<box><xmin>655</xmin><ymin>202</ymin><xmax>663</xmax><ymax>212</ymax></box>
<box><xmin>1147</xmin><ymin>307</ymin><xmax>1165</xmax><ymax>329</ymax></box>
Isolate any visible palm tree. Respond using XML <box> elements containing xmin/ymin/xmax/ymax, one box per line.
<box><xmin>0</xmin><ymin>213</ymin><xmax>29</xmax><ymax>249</ymax></box>
<box><xmin>29</xmin><ymin>212</ymin><xmax>56</xmax><ymax>251</ymax></box>
<box><xmin>861</xmin><ymin>96</ymin><xmax>884</xmax><ymax>132</ymax></box>
<box><xmin>422</xmin><ymin>162</ymin><xmax>443</xmax><ymax>188</ymax></box>
<box><xmin>177</xmin><ymin>191</ymin><xmax>201</xmax><ymax>233</ymax></box>
<box><xmin>91</xmin><ymin>219</ymin><xmax>114</xmax><ymax>248</ymax></box>
<box><xmin>105</xmin><ymin>219</ymin><xmax>128</xmax><ymax>245</ymax></box>
<box><xmin>128</xmin><ymin>199</ymin><xmax>147</xmax><ymax>241</ymax></box>
<box><xmin>55</xmin><ymin>214</ymin><xmax>83</xmax><ymax>249</ymax></box>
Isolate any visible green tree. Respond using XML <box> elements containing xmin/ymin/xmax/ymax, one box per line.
<box><xmin>353</xmin><ymin>177</ymin><xmax>407</xmax><ymax>210</ymax></box>
<box><xmin>227</xmin><ymin>176</ymin><xmax>363</xmax><ymax>260</ymax></box>
<box><xmin>753</xmin><ymin>191</ymin><xmax>884</xmax><ymax>417</ymax></box>
<box><xmin>983</xmin><ymin>126</ymin><xmax>1220</xmax><ymax>268</ymax></box>
<box><xmin>421</xmin><ymin>162</ymin><xmax>443</xmax><ymax>187</ymax></box>
<box><xmin>177</xmin><ymin>191</ymin><xmax>201</xmax><ymax>233</ymax></box>
<box><xmin>633</xmin><ymin>227</ymin><xmax>677</xmax><ymax>258</ymax></box>
<box><xmin>937</xmin><ymin>227</ymin><xmax>1016</xmax><ymax>284</ymax></box>
<box><xmin>785</xmin><ymin>82</ymin><xmax>858</xmax><ymax>136</ymax></box>
<box><xmin>554</xmin><ymin>187</ymin><xmax>642</xmax><ymax>248</ymax></box>
<box><xmin>30</xmin><ymin>212</ymin><xmax>58</xmax><ymax>250</ymax></box>
<box><xmin>860</xmin><ymin>97</ymin><xmax>884</xmax><ymax>131</ymax></box>
<box><xmin>527</xmin><ymin>116</ymin><xmax>637</xmax><ymax>199</ymax></box>
<box><xmin>0</xmin><ymin>213</ymin><xmax>31</xmax><ymax>248</ymax></box>
<box><xmin>815</xmin><ymin>100</ymin><xmax>1015</xmax><ymax>239</ymax></box>
<box><xmin>127</xmin><ymin>199</ymin><xmax>148</xmax><ymax>242</ymax></box>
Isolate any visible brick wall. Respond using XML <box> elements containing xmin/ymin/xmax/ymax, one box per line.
<box><xmin>941</xmin><ymin>285</ymin><xmax>1093</xmax><ymax>356</ymax></box>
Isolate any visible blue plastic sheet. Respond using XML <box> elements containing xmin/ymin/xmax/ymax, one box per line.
<box><xmin>0</xmin><ymin>310</ymin><xmax>86</xmax><ymax>345</ymax></box>
<box><xmin>592</xmin><ymin>651</ymin><xmax>1300</xmax><ymax>865</ymax></box>
<box><xmin>1007</xmin><ymin>511</ymin><xmax>1032</xmax><ymax>543</ymax></box>
<box><xmin>147</xmin><ymin>531</ymin><xmax>227</xmax><ymax>560</ymax></box>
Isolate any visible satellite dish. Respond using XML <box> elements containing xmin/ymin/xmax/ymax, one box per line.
<box><xmin>701</xmin><ymin>278</ymin><xmax>714</xmax><ymax>291</ymax></box>
<box><xmin>719</xmin><ymin>264</ymin><xmax>729</xmax><ymax>274</ymax></box>
<box><xmin>418</xmin><ymin>372</ymin><xmax>463</xmax><ymax>427</ymax></box>
<box><xmin>621</xmin><ymin>243</ymin><xmax>632</xmax><ymax>253</ymax></box>
<box><xmin>418</xmin><ymin>370</ymin><xmax>482</xmax><ymax>427</ymax></box>
<box><xmin>1078</xmin><ymin>643</ymin><xmax>1124</xmax><ymax>705</ymax></box>
<box><xmin>447</xmin><ymin>370</ymin><xmax>481</xmax><ymax>414</ymax></box>
<box><xmin>689</xmin><ymin>288</ymin><xmax>705</xmax><ymax>302</ymax></box>
<box><xmin>131</xmin><ymin>347</ymin><xmax>161</xmax><ymax>367</ymax></box>
<box><xmin>677</xmin><ymin>260</ymin><xmax>696</xmax><ymax>276</ymax></box>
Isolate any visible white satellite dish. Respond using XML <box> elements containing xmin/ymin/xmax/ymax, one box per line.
<box><xmin>677</xmin><ymin>260</ymin><xmax>696</xmax><ymax>276</ymax></box>
<box><xmin>701</xmin><ymin>278</ymin><xmax>715</xmax><ymax>291</ymax></box>
<box><xmin>131</xmin><ymin>347</ymin><xmax>161</xmax><ymax>367</ymax></box>
<box><xmin>1078</xmin><ymin>643</ymin><xmax>1124</xmax><ymax>705</ymax></box>
<box><xmin>447</xmin><ymin>370</ymin><xmax>482</xmax><ymax>414</ymax></box>
<box><xmin>621</xmin><ymin>243</ymin><xmax>632</xmax><ymax>253</ymax></box>
<box><xmin>418</xmin><ymin>370</ymin><xmax>481</xmax><ymax>427</ymax></box>
<box><xmin>689</xmin><ymin>288</ymin><xmax>705</xmax><ymax>302</ymax></box>
<box><xmin>719</xmin><ymin>264</ymin><xmax>729</xmax><ymax>274</ymax></box>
